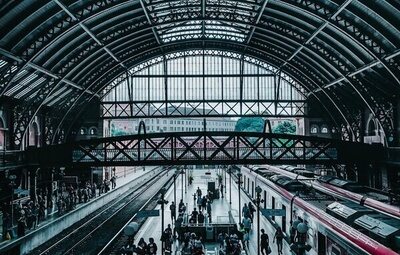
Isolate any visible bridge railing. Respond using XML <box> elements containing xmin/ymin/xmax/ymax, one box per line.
<box><xmin>0</xmin><ymin>150</ymin><xmax>27</xmax><ymax>168</ymax></box>
<box><xmin>27</xmin><ymin>131</ymin><xmax>384</xmax><ymax>167</ymax></box>
<box><xmin>57</xmin><ymin>132</ymin><xmax>381</xmax><ymax>166</ymax></box>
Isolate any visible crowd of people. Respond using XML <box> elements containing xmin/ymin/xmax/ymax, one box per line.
<box><xmin>55</xmin><ymin>178</ymin><xmax>115</xmax><ymax>216</ymax></box>
<box><xmin>115</xmin><ymin>171</ymin><xmax>292</xmax><ymax>255</ymax></box>
<box><xmin>2</xmin><ymin>177</ymin><xmax>118</xmax><ymax>241</ymax></box>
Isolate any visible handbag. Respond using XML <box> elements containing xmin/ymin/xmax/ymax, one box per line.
<box><xmin>5</xmin><ymin>231</ymin><xmax>11</xmax><ymax>240</ymax></box>
<box><xmin>267</xmin><ymin>246</ymin><xmax>271</xmax><ymax>254</ymax></box>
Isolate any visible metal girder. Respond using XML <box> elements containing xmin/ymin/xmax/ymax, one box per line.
<box><xmin>139</xmin><ymin>0</ymin><xmax>162</xmax><ymax>46</ymax></box>
<box><xmin>278</xmin><ymin>0</ymin><xmax>353</xmax><ymax>70</ymax></box>
<box><xmin>60</xmin><ymin>42</ymin><xmax>353</xmax><ymax>139</ymax></box>
<box><xmin>52</xmin><ymin>0</ymin><xmax>128</xmax><ymax>70</ymax></box>
<box><xmin>246</xmin><ymin>0</ymin><xmax>269</xmax><ymax>45</ymax></box>
<box><xmin>99</xmin><ymin>100</ymin><xmax>307</xmax><ymax>119</ymax></box>
<box><xmin>276</xmin><ymin>0</ymin><xmax>400</xmax><ymax>88</ymax></box>
<box><xmin>29</xmin><ymin>131</ymin><xmax>384</xmax><ymax>167</ymax></box>
<box><xmin>312</xmin><ymin>49</ymin><xmax>400</xmax><ymax>93</ymax></box>
<box><xmin>0</xmin><ymin>48</ymin><xmax>97</xmax><ymax>96</ymax></box>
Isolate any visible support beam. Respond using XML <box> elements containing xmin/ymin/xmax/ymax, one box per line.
<box><xmin>311</xmin><ymin>49</ymin><xmax>400</xmax><ymax>93</ymax></box>
<box><xmin>279</xmin><ymin>0</ymin><xmax>353</xmax><ymax>69</ymax></box>
<box><xmin>246</xmin><ymin>0</ymin><xmax>269</xmax><ymax>45</ymax></box>
<box><xmin>139</xmin><ymin>0</ymin><xmax>162</xmax><ymax>45</ymax></box>
<box><xmin>0</xmin><ymin>48</ymin><xmax>97</xmax><ymax>96</ymax></box>
<box><xmin>53</xmin><ymin>0</ymin><xmax>128</xmax><ymax>70</ymax></box>
<box><xmin>278</xmin><ymin>0</ymin><xmax>400</xmax><ymax>87</ymax></box>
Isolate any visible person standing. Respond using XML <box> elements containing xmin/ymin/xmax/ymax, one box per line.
<box><xmin>273</xmin><ymin>227</ymin><xmax>284</xmax><ymax>255</ymax></box>
<box><xmin>260</xmin><ymin>229</ymin><xmax>270</xmax><ymax>255</ymax></box>
<box><xmin>197</xmin><ymin>196</ymin><xmax>202</xmax><ymax>211</ymax></box>
<box><xmin>242</xmin><ymin>204</ymin><xmax>250</xmax><ymax>220</ymax></box>
<box><xmin>111</xmin><ymin>175</ymin><xmax>116</xmax><ymax>189</ymax></box>
<box><xmin>220</xmin><ymin>184</ymin><xmax>224</xmax><ymax>198</ymax></box>
<box><xmin>206</xmin><ymin>201</ymin><xmax>212</xmax><ymax>223</ymax></box>
<box><xmin>169</xmin><ymin>201</ymin><xmax>176</xmax><ymax>222</ymax></box>
<box><xmin>137</xmin><ymin>238</ymin><xmax>147</xmax><ymax>255</ymax></box>
<box><xmin>147</xmin><ymin>237</ymin><xmax>158</xmax><ymax>254</ymax></box>
<box><xmin>198</xmin><ymin>211</ymin><xmax>205</xmax><ymax>225</ymax></box>
<box><xmin>196</xmin><ymin>187</ymin><xmax>202</xmax><ymax>197</ymax></box>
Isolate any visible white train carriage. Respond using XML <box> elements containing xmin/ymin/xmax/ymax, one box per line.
<box><xmin>239</xmin><ymin>166</ymin><xmax>399</xmax><ymax>255</ymax></box>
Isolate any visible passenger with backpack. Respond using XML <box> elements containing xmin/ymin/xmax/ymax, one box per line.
<box><xmin>147</xmin><ymin>237</ymin><xmax>157</xmax><ymax>254</ymax></box>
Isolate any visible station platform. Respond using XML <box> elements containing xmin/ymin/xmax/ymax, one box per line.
<box><xmin>0</xmin><ymin>166</ymin><xmax>158</xmax><ymax>254</ymax></box>
<box><xmin>134</xmin><ymin>168</ymin><xmax>294</xmax><ymax>255</ymax></box>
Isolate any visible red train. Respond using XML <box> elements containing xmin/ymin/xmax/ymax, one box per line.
<box><xmin>240</xmin><ymin>165</ymin><xmax>400</xmax><ymax>255</ymax></box>
<box><xmin>258</xmin><ymin>164</ymin><xmax>400</xmax><ymax>219</ymax></box>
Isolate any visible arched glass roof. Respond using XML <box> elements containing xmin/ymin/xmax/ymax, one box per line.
<box><xmin>0</xmin><ymin>0</ymin><xmax>399</xmax><ymax>145</ymax></box>
<box><xmin>102</xmin><ymin>50</ymin><xmax>306</xmax><ymax>118</ymax></box>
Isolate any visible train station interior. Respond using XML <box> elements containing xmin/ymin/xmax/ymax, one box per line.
<box><xmin>0</xmin><ymin>0</ymin><xmax>399</xmax><ymax>254</ymax></box>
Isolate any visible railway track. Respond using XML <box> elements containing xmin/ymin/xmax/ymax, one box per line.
<box><xmin>29</xmin><ymin>169</ymin><xmax>171</xmax><ymax>255</ymax></box>
<box><xmin>98</xmin><ymin>174</ymin><xmax>175</xmax><ymax>255</ymax></box>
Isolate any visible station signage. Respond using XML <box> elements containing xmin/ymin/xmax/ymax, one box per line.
<box><xmin>261</xmin><ymin>208</ymin><xmax>286</xmax><ymax>217</ymax></box>
<box><xmin>136</xmin><ymin>209</ymin><xmax>160</xmax><ymax>218</ymax></box>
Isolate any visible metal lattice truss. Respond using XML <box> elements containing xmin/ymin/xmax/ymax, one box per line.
<box><xmin>0</xmin><ymin>0</ymin><xmax>399</xmax><ymax>146</ymax></box>
<box><xmin>31</xmin><ymin>131</ymin><xmax>383</xmax><ymax>167</ymax></box>
<box><xmin>101</xmin><ymin>49</ymin><xmax>307</xmax><ymax>118</ymax></box>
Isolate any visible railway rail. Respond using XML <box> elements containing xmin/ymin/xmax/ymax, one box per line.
<box><xmin>29</xmin><ymin>169</ymin><xmax>171</xmax><ymax>255</ymax></box>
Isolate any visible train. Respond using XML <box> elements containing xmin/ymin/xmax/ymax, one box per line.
<box><xmin>239</xmin><ymin>165</ymin><xmax>400</xmax><ymax>255</ymax></box>
<box><xmin>254</xmin><ymin>164</ymin><xmax>400</xmax><ymax>219</ymax></box>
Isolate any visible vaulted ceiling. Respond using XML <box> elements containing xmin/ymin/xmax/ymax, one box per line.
<box><xmin>0</xmin><ymin>0</ymin><xmax>399</xmax><ymax>145</ymax></box>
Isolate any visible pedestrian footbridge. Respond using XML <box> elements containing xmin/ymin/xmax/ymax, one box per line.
<box><xmin>27</xmin><ymin>131</ymin><xmax>384</xmax><ymax>167</ymax></box>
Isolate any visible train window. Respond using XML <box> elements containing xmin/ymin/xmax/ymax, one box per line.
<box><xmin>251</xmin><ymin>181</ymin><xmax>254</xmax><ymax>198</ymax></box>
<box><xmin>318</xmin><ymin>232</ymin><xmax>326</xmax><ymax>255</ymax></box>
<box><xmin>282</xmin><ymin>205</ymin><xmax>286</xmax><ymax>233</ymax></box>
<box><xmin>272</xmin><ymin>196</ymin><xmax>276</xmax><ymax>221</ymax></box>
<box><xmin>247</xmin><ymin>178</ymin><xmax>249</xmax><ymax>193</ymax></box>
<box><xmin>264</xmin><ymin>190</ymin><xmax>267</xmax><ymax>209</ymax></box>
<box><xmin>331</xmin><ymin>245</ymin><xmax>341</xmax><ymax>255</ymax></box>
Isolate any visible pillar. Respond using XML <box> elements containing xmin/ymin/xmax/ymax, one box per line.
<box><xmin>29</xmin><ymin>168</ymin><xmax>39</xmax><ymax>203</ymax></box>
<box><xmin>393</xmin><ymin>97</ymin><xmax>400</xmax><ymax>147</ymax></box>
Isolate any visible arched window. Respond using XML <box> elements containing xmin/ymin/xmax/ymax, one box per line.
<box><xmin>310</xmin><ymin>125</ymin><xmax>319</xmax><ymax>134</ymax></box>
<box><xmin>366</xmin><ymin>118</ymin><xmax>377</xmax><ymax>136</ymax></box>
<box><xmin>0</xmin><ymin>117</ymin><xmax>6</xmax><ymax>150</ymax></box>
<box><xmin>80</xmin><ymin>128</ymin><xmax>86</xmax><ymax>135</ymax></box>
<box><xmin>29</xmin><ymin>122</ymin><xmax>39</xmax><ymax>147</ymax></box>
<box><xmin>102</xmin><ymin>50</ymin><xmax>306</xmax><ymax>119</ymax></box>
<box><xmin>321</xmin><ymin>125</ymin><xmax>329</xmax><ymax>134</ymax></box>
<box><xmin>89</xmin><ymin>127</ymin><xmax>97</xmax><ymax>135</ymax></box>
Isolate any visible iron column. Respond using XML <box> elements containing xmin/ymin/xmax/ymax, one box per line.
<box><xmin>237</xmin><ymin>172</ymin><xmax>242</xmax><ymax>221</ymax></box>
<box><xmin>8</xmin><ymin>175</ymin><xmax>16</xmax><ymax>229</ymax></box>
<box><xmin>158</xmin><ymin>187</ymin><xmax>168</xmax><ymax>255</ymax></box>
<box><xmin>255</xmin><ymin>186</ymin><xmax>263</xmax><ymax>255</ymax></box>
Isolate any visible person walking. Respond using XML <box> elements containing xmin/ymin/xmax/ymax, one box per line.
<box><xmin>261</xmin><ymin>229</ymin><xmax>270</xmax><ymax>255</ymax></box>
<box><xmin>242</xmin><ymin>215</ymin><xmax>251</xmax><ymax>233</ymax></box>
<box><xmin>169</xmin><ymin>201</ymin><xmax>176</xmax><ymax>222</ymax></box>
<box><xmin>206</xmin><ymin>201</ymin><xmax>212</xmax><ymax>223</ymax></box>
<box><xmin>248</xmin><ymin>202</ymin><xmax>256</xmax><ymax>223</ymax></box>
<box><xmin>273</xmin><ymin>227</ymin><xmax>284</xmax><ymax>255</ymax></box>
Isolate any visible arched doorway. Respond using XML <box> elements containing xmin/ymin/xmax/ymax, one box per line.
<box><xmin>28</xmin><ymin>122</ymin><xmax>39</xmax><ymax>147</ymax></box>
<box><xmin>0</xmin><ymin>117</ymin><xmax>6</xmax><ymax>150</ymax></box>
